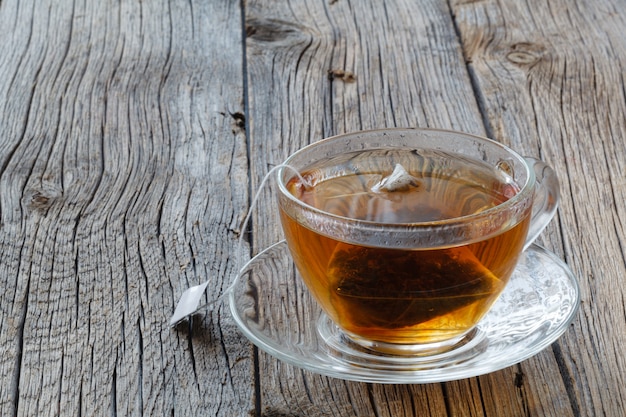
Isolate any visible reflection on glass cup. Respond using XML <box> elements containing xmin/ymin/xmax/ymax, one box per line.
<box><xmin>277</xmin><ymin>128</ymin><xmax>559</xmax><ymax>355</ymax></box>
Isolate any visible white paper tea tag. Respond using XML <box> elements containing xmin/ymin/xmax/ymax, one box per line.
<box><xmin>169</xmin><ymin>281</ymin><xmax>210</xmax><ymax>326</ymax></box>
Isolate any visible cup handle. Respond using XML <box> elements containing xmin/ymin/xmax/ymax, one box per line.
<box><xmin>524</xmin><ymin>157</ymin><xmax>560</xmax><ymax>250</ymax></box>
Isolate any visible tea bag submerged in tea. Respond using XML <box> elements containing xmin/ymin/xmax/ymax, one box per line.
<box><xmin>310</xmin><ymin>162</ymin><xmax>447</xmax><ymax>224</ymax></box>
<box><xmin>328</xmin><ymin>244</ymin><xmax>503</xmax><ymax>330</ymax></box>
<box><xmin>371</xmin><ymin>163</ymin><xmax>421</xmax><ymax>193</ymax></box>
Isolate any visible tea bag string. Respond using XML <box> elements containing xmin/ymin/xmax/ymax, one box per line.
<box><xmin>169</xmin><ymin>163</ymin><xmax>310</xmax><ymax>326</ymax></box>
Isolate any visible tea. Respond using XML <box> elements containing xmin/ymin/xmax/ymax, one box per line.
<box><xmin>279</xmin><ymin>149</ymin><xmax>531</xmax><ymax>346</ymax></box>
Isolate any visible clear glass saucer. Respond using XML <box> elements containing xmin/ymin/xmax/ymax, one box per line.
<box><xmin>228</xmin><ymin>240</ymin><xmax>579</xmax><ymax>384</ymax></box>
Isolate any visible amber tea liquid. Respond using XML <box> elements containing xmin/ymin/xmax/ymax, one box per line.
<box><xmin>279</xmin><ymin>149</ymin><xmax>531</xmax><ymax>346</ymax></box>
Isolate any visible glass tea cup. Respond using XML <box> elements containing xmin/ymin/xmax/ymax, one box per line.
<box><xmin>276</xmin><ymin>128</ymin><xmax>559</xmax><ymax>356</ymax></box>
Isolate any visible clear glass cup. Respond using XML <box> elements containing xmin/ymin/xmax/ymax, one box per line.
<box><xmin>276</xmin><ymin>128</ymin><xmax>559</xmax><ymax>356</ymax></box>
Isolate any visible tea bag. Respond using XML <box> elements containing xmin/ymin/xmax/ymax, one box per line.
<box><xmin>328</xmin><ymin>244</ymin><xmax>502</xmax><ymax>330</ymax></box>
<box><xmin>350</xmin><ymin>163</ymin><xmax>435</xmax><ymax>223</ymax></box>
<box><xmin>371</xmin><ymin>163</ymin><xmax>421</xmax><ymax>193</ymax></box>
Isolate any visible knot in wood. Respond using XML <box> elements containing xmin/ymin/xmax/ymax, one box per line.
<box><xmin>328</xmin><ymin>69</ymin><xmax>356</xmax><ymax>83</ymax></box>
<box><xmin>246</xmin><ymin>18</ymin><xmax>308</xmax><ymax>45</ymax></box>
<box><xmin>506</xmin><ymin>42</ymin><xmax>547</xmax><ymax>66</ymax></box>
<box><xmin>230</xmin><ymin>111</ymin><xmax>246</xmax><ymax>132</ymax></box>
<box><xmin>23</xmin><ymin>186</ymin><xmax>63</xmax><ymax>215</ymax></box>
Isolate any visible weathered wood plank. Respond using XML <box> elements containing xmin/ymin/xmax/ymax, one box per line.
<box><xmin>0</xmin><ymin>0</ymin><xmax>252</xmax><ymax>415</ymax></box>
<box><xmin>244</xmin><ymin>0</ymin><xmax>503</xmax><ymax>416</ymax></box>
<box><xmin>452</xmin><ymin>0</ymin><xmax>626</xmax><ymax>415</ymax></box>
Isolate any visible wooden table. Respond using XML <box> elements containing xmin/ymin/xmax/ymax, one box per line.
<box><xmin>1</xmin><ymin>0</ymin><xmax>624</xmax><ymax>415</ymax></box>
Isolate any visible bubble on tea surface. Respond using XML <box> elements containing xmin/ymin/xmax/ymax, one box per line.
<box><xmin>328</xmin><ymin>244</ymin><xmax>503</xmax><ymax>330</ymax></box>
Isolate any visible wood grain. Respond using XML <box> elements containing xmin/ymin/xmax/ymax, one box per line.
<box><xmin>0</xmin><ymin>0</ymin><xmax>253</xmax><ymax>415</ymax></box>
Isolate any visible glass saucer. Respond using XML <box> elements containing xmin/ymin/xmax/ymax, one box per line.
<box><xmin>228</xmin><ymin>240</ymin><xmax>579</xmax><ymax>384</ymax></box>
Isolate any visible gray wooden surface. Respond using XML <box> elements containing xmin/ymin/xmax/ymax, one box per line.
<box><xmin>0</xmin><ymin>0</ymin><xmax>624</xmax><ymax>415</ymax></box>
